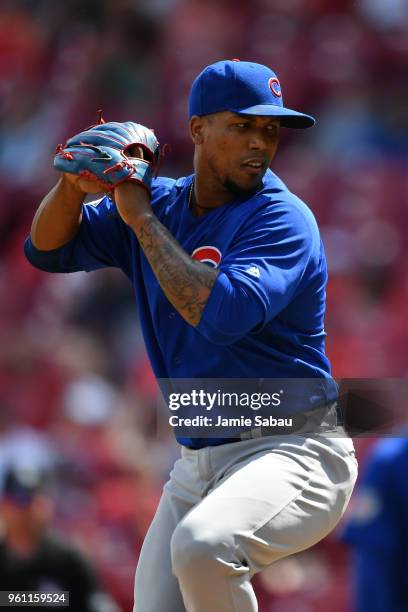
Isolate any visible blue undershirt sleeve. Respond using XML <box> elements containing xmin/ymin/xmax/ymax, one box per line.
<box><xmin>24</xmin><ymin>196</ymin><xmax>132</xmax><ymax>274</ymax></box>
<box><xmin>196</xmin><ymin>203</ymin><xmax>315</xmax><ymax>345</ymax></box>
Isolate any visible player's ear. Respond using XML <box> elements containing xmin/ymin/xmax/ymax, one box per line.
<box><xmin>190</xmin><ymin>116</ymin><xmax>206</xmax><ymax>145</ymax></box>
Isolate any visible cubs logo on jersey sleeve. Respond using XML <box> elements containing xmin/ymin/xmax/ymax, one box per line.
<box><xmin>191</xmin><ymin>246</ymin><xmax>222</xmax><ymax>268</ymax></box>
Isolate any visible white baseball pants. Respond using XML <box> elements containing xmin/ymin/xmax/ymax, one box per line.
<box><xmin>133</xmin><ymin>433</ymin><xmax>357</xmax><ymax>612</ymax></box>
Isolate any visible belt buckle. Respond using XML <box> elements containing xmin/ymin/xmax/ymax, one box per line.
<box><xmin>240</xmin><ymin>426</ymin><xmax>262</xmax><ymax>441</ymax></box>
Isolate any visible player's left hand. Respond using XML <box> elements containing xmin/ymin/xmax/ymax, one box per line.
<box><xmin>53</xmin><ymin>116</ymin><xmax>160</xmax><ymax>194</ymax></box>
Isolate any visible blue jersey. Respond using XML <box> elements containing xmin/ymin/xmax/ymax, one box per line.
<box><xmin>25</xmin><ymin>169</ymin><xmax>336</xmax><ymax>447</ymax></box>
<box><xmin>341</xmin><ymin>438</ymin><xmax>408</xmax><ymax>612</ymax></box>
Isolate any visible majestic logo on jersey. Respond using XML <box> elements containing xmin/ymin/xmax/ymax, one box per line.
<box><xmin>268</xmin><ymin>77</ymin><xmax>282</xmax><ymax>98</ymax></box>
<box><xmin>247</xmin><ymin>265</ymin><xmax>260</xmax><ymax>278</ymax></box>
<box><xmin>191</xmin><ymin>246</ymin><xmax>222</xmax><ymax>268</ymax></box>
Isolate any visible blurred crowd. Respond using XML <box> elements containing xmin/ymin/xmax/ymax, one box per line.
<box><xmin>1</xmin><ymin>0</ymin><xmax>407</xmax><ymax>610</ymax></box>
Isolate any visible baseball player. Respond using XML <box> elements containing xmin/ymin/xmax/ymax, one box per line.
<box><xmin>25</xmin><ymin>60</ymin><xmax>358</xmax><ymax>612</ymax></box>
<box><xmin>0</xmin><ymin>467</ymin><xmax>120</xmax><ymax>612</ymax></box>
<box><xmin>341</xmin><ymin>436</ymin><xmax>408</xmax><ymax>612</ymax></box>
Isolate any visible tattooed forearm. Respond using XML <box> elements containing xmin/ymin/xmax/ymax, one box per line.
<box><xmin>136</xmin><ymin>212</ymin><xmax>218</xmax><ymax>326</ymax></box>
<box><xmin>113</xmin><ymin>182</ymin><xmax>218</xmax><ymax>326</ymax></box>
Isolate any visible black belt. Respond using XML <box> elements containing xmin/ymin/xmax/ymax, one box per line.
<box><xmin>228</xmin><ymin>402</ymin><xmax>344</xmax><ymax>443</ymax></box>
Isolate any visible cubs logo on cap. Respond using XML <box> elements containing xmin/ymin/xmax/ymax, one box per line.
<box><xmin>192</xmin><ymin>246</ymin><xmax>222</xmax><ymax>268</ymax></box>
<box><xmin>189</xmin><ymin>60</ymin><xmax>315</xmax><ymax>129</ymax></box>
<box><xmin>268</xmin><ymin>77</ymin><xmax>282</xmax><ymax>98</ymax></box>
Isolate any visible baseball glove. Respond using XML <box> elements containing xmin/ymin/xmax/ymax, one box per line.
<box><xmin>54</xmin><ymin>113</ymin><xmax>160</xmax><ymax>193</ymax></box>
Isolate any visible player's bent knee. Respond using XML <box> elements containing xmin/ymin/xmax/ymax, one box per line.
<box><xmin>170</xmin><ymin>523</ymin><xmax>208</xmax><ymax>575</ymax></box>
<box><xmin>171</xmin><ymin>524</ymin><xmax>226</xmax><ymax>577</ymax></box>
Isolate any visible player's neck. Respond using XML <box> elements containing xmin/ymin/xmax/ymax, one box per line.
<box><xmin>191</xmin><ymin>173</ymin><xmax>233</xmax><ymax>217</ymax></box>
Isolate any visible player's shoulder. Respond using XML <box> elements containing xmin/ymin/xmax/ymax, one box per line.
<box><xmin>368</xmin><ymin>436</ymin><xmax>408</xmax><ymax>469</ymax></box>
<box><xmin>151</xmin><ymin>175</ymin><xmax>177</xmax><ymax>196</ymax></box>
<box><xmin>151</xmin><ymin>175</ymin><xmax>187</xmax><ymax>204</ymax></box>
<box><xmin>240</xmin><ymin>170</ymin><xmax>320</xmax><ymax>248</ymax></box>
<box><xmin>260</xmin><ymin>170</ymin><xmax>319</xmax><ymax>231</ymax></box>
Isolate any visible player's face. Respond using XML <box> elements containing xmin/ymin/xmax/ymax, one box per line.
<box><xmin>193</xmin><ymin>111</ymin><xmax>280</xmax><ymax>198</ymax></box>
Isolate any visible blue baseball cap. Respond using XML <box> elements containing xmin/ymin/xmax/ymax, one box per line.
<box><xmin>189</xmin><ymin>60</ymin><xmax>315</xmax><ymax>129</ymax></box>
<box><xmin>2</xmin><ymin>467</ymin><xmax>47</xmax><ymax>506</ymax></box>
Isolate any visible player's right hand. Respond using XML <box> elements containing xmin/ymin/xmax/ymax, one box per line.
<box><xmin>63</xmin><ymin>171</ymin><xmax>107</xmax><ymax>194</ymax></box>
